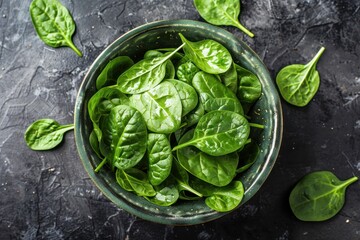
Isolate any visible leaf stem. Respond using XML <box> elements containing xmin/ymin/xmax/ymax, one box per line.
<box><xmin>234</xmin><ymin>21</ymin><xmax>254</xmax><ymax>38</ymax></box>
<box><xmin>94</xmin><ymin>158</ymin><xmax>107</xmax><ymax>173</ymax></box>
<box><xmin>306</xmin><ymin>47</ymin><xmax>325</xmax><ymax>67</ymax></box>
<box><xmin>66</xmin><ymin>38</ymin><xmax>83</xmax><ymax>57</ymax></box>
<box><xmin>343</xmin><ymin>176</ymin><xmax>358</xmax><ymax>187</ymax></box>
<box><xmin>178</xmin><ymin>182</ymin><xmax>203</xmax><ymax>197</ymax></box>
<box><xmin>249</xmin><ymin>123</ymin><xmax>265</xmax><ymax>129</ymax></box>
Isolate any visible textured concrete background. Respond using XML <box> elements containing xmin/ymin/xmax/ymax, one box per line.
<box><xmin>0</xmin><ymin>0</ymin><xmax>360</xmax><ymax>239</ymax></box>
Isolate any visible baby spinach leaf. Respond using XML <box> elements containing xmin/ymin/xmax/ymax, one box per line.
<box><xmin>147</xmin><ymin>133</ymin><xmax>173</xmax><ymax>186</ymax></box>
<box><xmin>179</xmin><ymin>33</ymin><xmax>233</xmax><ymax>74</ymax></box>
<box><xmin>176</xmin><ymin>61</ymin><xmax>200</xmax><ymax>84</ymax></box>
<box><xmin>165</xmin><ymin>79</ymin><xmax>198</xmax><ymax>116</ymax></box>
<box><xmin>117</xmin><ymin>168</ymin><xmax>156</xmax><ymax>197</ymax></box>
<box><xmin>29</xmin><ymin>0</ymin><xmax>82</xmax><ymax>56</ymax></box>
<box><xmin>173</xmin><ymin>110</ymin><xmax>250</xmax><ymax>156</ymax></box>
<box><xmin>289</xmin><ymin>171</ymin><xmax>358</xmax><ymax>222</ymax></box>
<box><xmin>117</xmin><ymin>43</ymin><xmax>185</xmax><ymax>94</ymax></box>
<box><xmin>235</xmin><ymin>64</ymin><xmax>262</xmax><ymax>104</ymax></box>
<box><xmin>89</xmin><ymin>130</ymin><xmax>103</xmax><ymax>159</ymax></box>
<box><xmin>276</xmin><ymin>47</ymin><xmax>325</xmax><ymax>107</ymax></box>
<box><xmin>182</xmin><ymin>102</ymin><xmax>205</xmax><ymax>128</ymax></box>
<box><xmin>145</xmin><ymin>186</ymin><xmax>179</xmax><ymax>206</ymax></box>
<box><xmin>191</xmin><ymin>178</ymin><xmax>244</xmax><ymax>212</ymax></box>
<box><xmin>25</xmin><ymin>119</ymin><xmax>73</xmax><ymax>150</ymax></box>
<box><xmin>129</xmin><ymin>81</ymin><xmax>182</xmax><ymax>134</ymax></box>
<box><xmin>144</xmin><ymin>50</ymin><xmax>175</xmax><ymax>79</ymax></box>
<box><xmin>220</xmin><ymin>63</ymin><xmax>238</xmax><ymax>93</ymax></box>
<box><xmin>96</xmin><ymin>56</ymin><xmax>134</xmax><ymax>90</ymax></box>
<box><xmin>236</xmin><ymin>142</ymin><xmax>260</xmax><ymax>173</ymax></box>
<box><xmin>176</xmin><ymin>129</ymin><xmax>239</xmax><ymax>187</ymax></box>
<box><xmin>100</xmin><ymin>105</ymin><xmax>147</xmax><ymax>170</ymax></box>
<box><xmin>192</xmin><ymin>71</ymin><xmax>243</xmax><ymax>115</ymax></box>
<box><xmin>88</xmin><ymin>86</ymin><xmax>129</xmax><ymax>142</ymax></box>
<box><xmin>144</xmin><ymin>50</ymin><xmax>164</xmax><ymax>59</ymax></box>
<box><xmin>194</xmin><ymin>0</ymin><xmax>254</xmax><ymax>38</ymax></box>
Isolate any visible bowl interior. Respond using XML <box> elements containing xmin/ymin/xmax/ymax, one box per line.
<box><xmin>74</xmin><ymin>20</ymin><xmax>282</xmax><ymax>225</ymax></box>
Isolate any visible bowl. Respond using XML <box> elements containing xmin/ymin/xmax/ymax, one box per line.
<box><xmin>74</xmin><ymin>19</ymin><xmax>283</xmax><ymax>225</ymax></box>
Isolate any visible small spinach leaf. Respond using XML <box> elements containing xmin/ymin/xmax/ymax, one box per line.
<box><xmin>235</xmin><ymin>64</ymin><xmax>262</xmax><ymax>104</ymax></box>
<box><xmin>173</xmin><ymin>110</ymin><xmax>250</xmax><ymax>156</ymax></box>
<box><xmin>129</xmin><ymin>81</ymin><xmax>182</xmax><ymax>134</ymax></box>
<box><xmin>147</xmin><ymin>133</ymin><xmax>173</xmax><ymax>186</ymax></box>
<box><xmin>179</xmin><ymin>33</ymin><xmax>232</xmax><ymax>74</ymax></box>
<box><xmin>96</xmin><ymin>56</ymin><xmax>134</xmax><ymax>89</ymax></box>
<box><xmin>289</xmin><ymin>171</ymin><xmax>358</xmax><ymax>222</ymax></box>
<box><xmin>176</xmin><ymin>61</ymin><xmax>200</xmax><ymax>84</ymax></box>
<box><xmin>276</xmin><ymin>47</ymin><xmax>325</xmax><ymax>107</ymax></box>
<box><xmin>192</xmin><ymin>71</ymin><xmax>243</xmax><ymax>115</ymax></box>
<box><xmin>24</xmin><ymin>119</ymin><xmax>73</xmax><ymax>150</ymax></box>
<box><xmin>117</xmin><ymin>168</ymin><xmax>156</xmax><ymax>197</ymax></box>
<box><xmin>194</xmin><ymin>0</ymin><xmax>254</xmax><ymax>38</ymax></box>
<box><xmin>176</xmin><ymin>129</ymin><xmax>239</xmax><ymax>187</ymax></box>
<box><xmin>220</xmin><ymin>63</ymin><xmax>238</xmax><ymax>93</ymax></box>
<box><xmin>236</xmin><ymin>142</ymin><xmax>260</xmax><ymax>173</ymax></box>
<box><xmin>117</xmin><ymin>43</ymin><xmax>185</xmax><ymax>94</ymax></box>
<box><xmin>29</xmin><ymin>0</ymin><xmax>82</xmax><ymax>56</ymax></box>
<box><xmin>145</xmin><ymin>186</ymin><xmax>179</xmax><ymax>206</ymax></box>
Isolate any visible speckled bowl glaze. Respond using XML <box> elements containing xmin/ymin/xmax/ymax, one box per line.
<box><xmin>74</xmin><ymin>20</ymin><xmax>283</xmax><ymax>225</ymax></box>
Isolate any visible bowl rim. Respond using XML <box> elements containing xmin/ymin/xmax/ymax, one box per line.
<box><xmin>74</xmin><ymin>19</ymin><xmax>283</xmax><ymax>225</ymax></box>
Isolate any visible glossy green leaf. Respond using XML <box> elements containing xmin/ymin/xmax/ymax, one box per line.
<box><xmin>236</xmin><ymin>142</ymin><xmax>260</xmax><ymax>173</ymax></box>
<box><xmin>129</xmin><ymin>81</ymin><xmax>182</xmax><ymax>134</ymax></box>
<box><xmin>179</xmin><ymin>33</ymin><xmax>232</xmax><ymax>74</ymax></box>
<box><xmin>117</xmin><ymin>168</ymin><xmax>156</xmax><ymax>197</ymax></box>
<box><xmin>176</xmin><ymin>129</ymin><xmax>239</xmax><ymax>187</ymax></box>
<box><xmin>144</xmin><ymin>50</ymin><xmax>164</xmax><ymax>59</ymax></box>
<box><xmin>173</xmin><ymin>110</ymin><xmax>250</xmax><ymax>156</ymax></box>
<box><xmin>29</xmin><ymin>0</ymin><xmax>82</xmax><ymax>56</ymax></box>
<box><xmin>24</xmin><ymin>119</ymin><xmax>73</xmax><ymax>150</ymax></box>
<box><xmin>147</xmin><ymin>133</ymin><xmax>173</xmax><ymax>186</ymax></box>
<box><xmin>191</xmin><ymin>178</ymin><xmax>244</xmax><ymax>212</ymax></box>
<box><xmin>194</xmin><ymin>0</ymin><xmax>254</xmax><ymax>38</ymax></box>
<box><xmin>289</xmin><ymin>171</ymin><xmax>358</xmax><ymax>221</ymax></box>
<box><xmin>165</xmin><ymin>79</ymin><xmax>198</xmax><ymax>116</ymax></box>
<box><xmin>220</xmin><ymin>63</ymin><xmax>238</xmax><ymax>93</ymax></box>
<box><xmin>145</xmin><ymin>186</ymin><xmax>179</xmax><ymax>206</ymax></box>
<box><xmin>100</xmin><ymin>105</ymin><xmax>147</xmax><ymax>169</ymax></box>
<box><xmin>192</xmin><ymin>71</ymin><xmax>243</xmax><ymax>115</ymax></box>
<box><xmin>89</xmin><ymin>130</ymin><xmax>103</xmax><ymax>159</ymax></box>
<box><xmin>276</xmin><ymin>47</ymin><xmax>325</xmax><ymax>107</ymax></box>
<box><xmin>235</xmin><ymin>64</ymin><xmax>262</xmax><ymax>105</ymax></box>
<box><xmin>176</xmin><ymin>61</ymin><xmax>200</xmax><ymax>84</ymax></box>
<box><xmin>96</xmin><ymin>56</ymin><xmax>134</xmax><ymax>89</ymax></box>
<box><xmin>117</xmin><ymin>43</ymin><xmax>185</xmax><ymax>94</ymax></box>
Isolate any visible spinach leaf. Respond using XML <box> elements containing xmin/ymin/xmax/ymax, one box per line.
<box><xmin>100</xmin><ymin>105</ymin><xmax>147</xmax><ymax>170</ymax></box>
<box><xmin>24</xmin><ymin>119</ymin><xmax>73</xmax><ymax>150</ymax></box>
<box><xmin>145</xmin><ymin>186</ymin><xmax>179</xmax><ymax>206</ymax></box>
<box><xmin>144</xmin><ymin>50</ymin><xmax>175</xmax><ymax>79</ymax></box>
<box><xmin>176</xmin><ymin>61</ymin><xmax>200</xmax><ymax>84</ymax></box>
<box><xmin>235</xmin><ymin>64</ymin><xmax>262</xmax><ymax>104</ymax></box>
<box><xmin>29</xmin><ymin>0</ymin><xmax>82</xmax><ymax>56</ymax></box>
<box><xmin>276</xmin><ymin>47</ymin><xmax>325</xmax><ymax>107</ymax></box>
<box><xmin>192</xmin><ymin>71</ymin><xmax>243</xmax><ymax>115</ymax></box>
<box><xmin>191</xmin><ymin>178</ymin><xmax>244</xmax><ymax>212</ymax></box>
<box><xmin>129</xmin><ymin>81</ymin><xmax>182</xmax><ymax>134</ymax></box>
<box><xmin>220</xmin><ymin>63</ymin><xmax>238</xmax><ymax>93</ymax></box>
<box><xmin>88</xmin><ymin>86</ymin><xmax>129</xmax><ymax>142</ymax></box>
<box><xmin>176</xmin><ymin>129</ymin><xmax>239</xmax><ymax>187</ymax></box>
<box><xmin>96</xmin><ymin>56</ymin><xmax>134</xmax><ymax>90</ymax></box>
<box><xmin>236</xmin><ymin>142</ymin><xmax>260</xmax><ymax>173</ymax></box>
<box><xmin>144</xmin><ymin>50</ymin><xmax>164</xmax><ymax>59</ymax></box>
<box><xmin>116</xmin><ymin>168</ymin><xmax>156</xmax><ymax>197</ymax></box>
<box><xmin>173</xmin><ymin>110</ymin><xmax>250</xmax><ymax>156</ymax></box>
<box><xmin>289</xmin><ymin>171</ymin><xmax>358</xmax><ymax>222</ymax></box>
<box><xmin>171</xmin><ymin>159</ymin><xmax>203</xmax><ymax>197</ymax></box>
<box><xmin>165</xmin><ymin>79</ymin><xmax>198</xmax><ymax>116</ymax></box>
<box><xmin>179</xmin><ymin>33</ymin><xmax>233</xmax><ymax>74</ymax></box>
<box><xmin>89</xmin><ymin>130</ymin><xmax>103</xmax><ymax>159</ymax></box>
<box><xmin>182</xmin><ymin>102</ymin><xmax>205</xmax><ymax>128</ymax></box>
<box><xmin>147</xmin><ymin>133</ymin><xmax>173</xmax><ymax>186</ymax></box>
<box><xmin>117</xmin><ymin>43</ymin><xmax>185</xmax><ymax>94</ymax></box>
<box><xmin>194</xmin><ymin>0</ymin><xmax>254</xmax><ymax>38</ymax></box>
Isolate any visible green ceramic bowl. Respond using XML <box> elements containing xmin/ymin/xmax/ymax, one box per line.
<box><xmin>74</xmin><ymin>20</ymin><xmax>282</xmax><ymax>225</ymax></box>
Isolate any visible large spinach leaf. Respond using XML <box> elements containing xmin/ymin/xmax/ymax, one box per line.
<box><xmin>147</xmin><ymin>133</ymin><xmax>173</xmax><ymax>186</ymax></box>
<box><xmin>276</xmin><ymin>47</ymin><xmax>325</xmax><ymax>107</ymax></box>
<box><xmin>129</xmin><ymin>81</ymin><xmax>182</xmax><ymax>134</ymax></box>
<box><xmin>100</xmin><ymin>105</ymin><xmax>147</xmax><ymax>170</ymax></box>
<box><xmin>194</xmin><ymin>0</ymin><xmax>254</xmax><ymax>38</ymax></box>
<box><xmin>176</xmin><ymin>129</ymin><xmax>239</xmax><ymax>187</ymax></box>
<box><xmin>117</xmin><ymin>43</ymin><xmax>185</xmax><ymax>94</ymax></box>
<box><xmin>29</xmin><ymin>0</ymin><xmax>82</xmax><ymax>56</ymax></box>
<box><xmin>192</xmin><ymin>71</ymin><xmax>243</xmax><ymax>115</ymax></box>
<box><xmin>96</xmin><ymin>56</ymin><xmax>134</xmax><ymax>89</ymax></box>
<box><xmin>173</xmin><ymin>110</ymin><xmax>250</xmax><ymax>156</ymax></box>
<box><xmin>289</xmin><ymin>171</ymin><xmax>358</xmax><ymax>221</ymax></box>
<box><xmin>179</xmin><ymin>33</ymin><xmax>232</xmax><ymax>74</ymax></box>
<box><xmin>25</xmin><ymin>119</ymin><xmax>73</xmax><ymax>150</ymax></box>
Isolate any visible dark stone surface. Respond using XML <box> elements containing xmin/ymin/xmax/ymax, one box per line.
<box><xmin>1</xmin><ymin>0</ymin><xmax>359</xmax><ymax>239</ymax></box>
